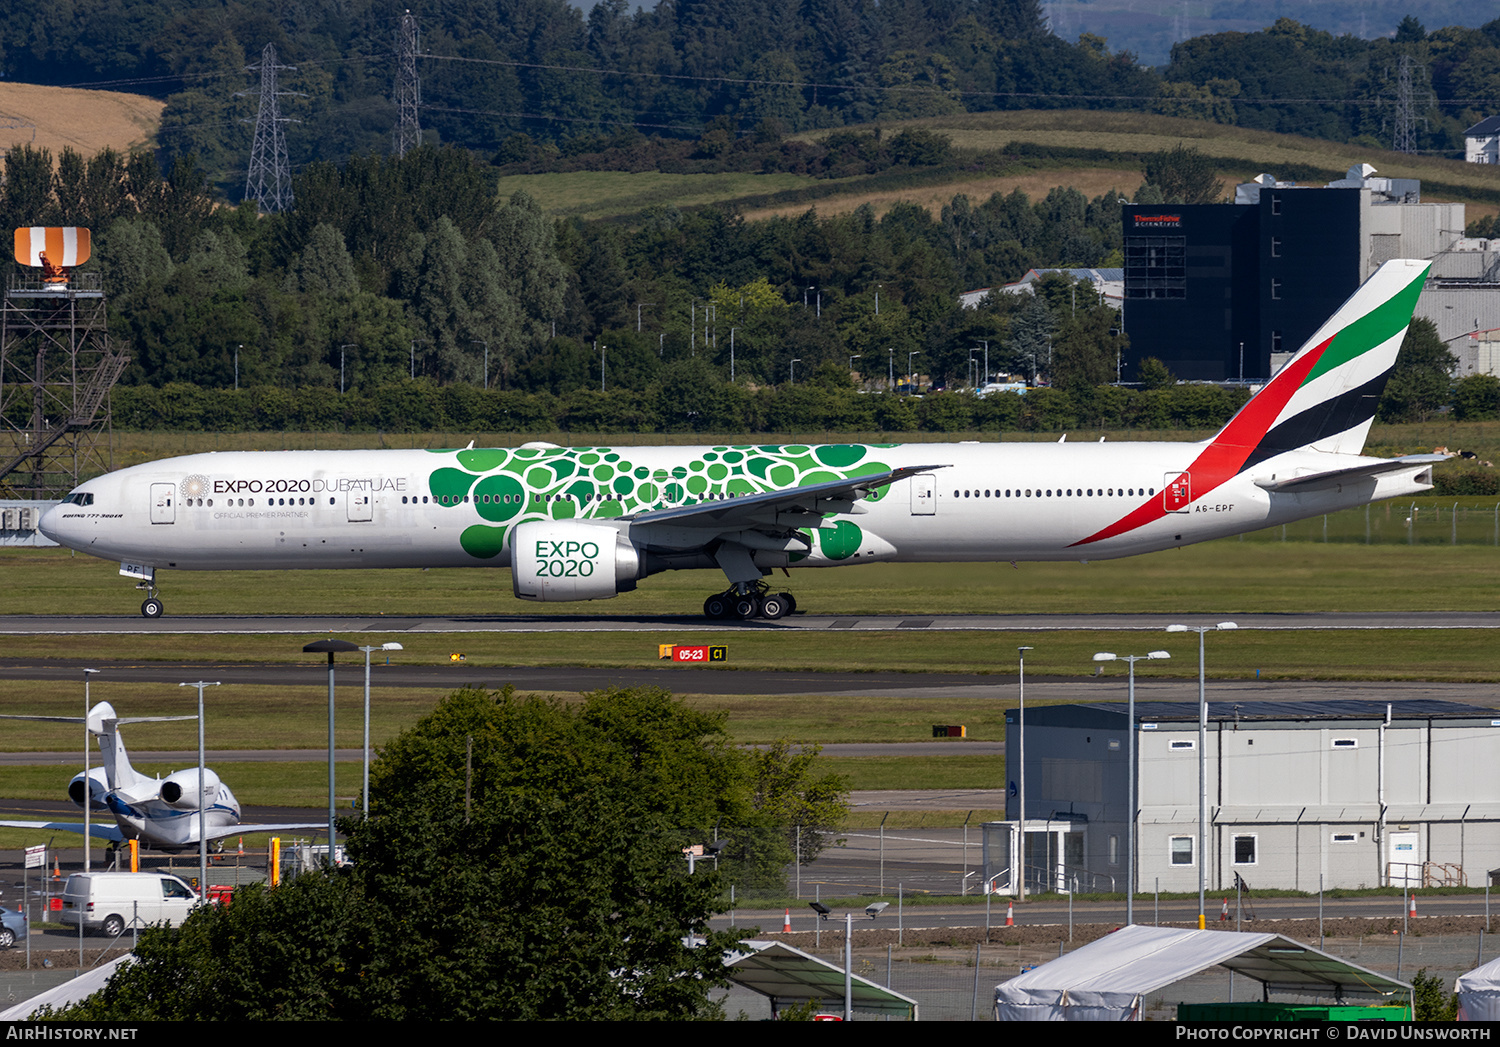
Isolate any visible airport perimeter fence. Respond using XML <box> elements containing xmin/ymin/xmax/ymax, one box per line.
<box><xmin>1240</xmin><ymin>500</ymin><xmax>1500</xmax><ymax>545</ymax></box>
<box><xmin>714</xmin><ymin>931</ymin><xmax>1491</xmax><ymax>1020</ymax></box>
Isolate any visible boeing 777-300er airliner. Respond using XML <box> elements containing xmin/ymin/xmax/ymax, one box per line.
<box><xmin>0</xmin><ymin>702</ymin><xmax>322</xmax><ymax>852</ymax></box>
<box><xmin>42</xmin><ymin>258</ymin><xmax>1442</xmax><ymax>620</ymax></box>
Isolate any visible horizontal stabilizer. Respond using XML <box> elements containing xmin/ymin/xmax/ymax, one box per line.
<box><xmin>0</xmin><ymin>819</ymin><xmax>124</xmax><ymax>842</ymax></box>
<box><xmin>1253</xmin><ymin>454</ymin><xmax>1448</xmax><ymax>493</ymax></box>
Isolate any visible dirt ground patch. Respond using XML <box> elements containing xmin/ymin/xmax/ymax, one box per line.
<box><xmin>0</xmin><ymin>82</ymin><xmax>162</xmax><ymax>158</ymax></box>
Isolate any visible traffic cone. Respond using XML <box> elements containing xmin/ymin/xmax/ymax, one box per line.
<box><xmin>237</xmin><ymin>837</ymin><xmax>245</xmax><ymax>856</ymax></box>
<box><xmin>1409</xmin><ymin>893</ymin><xmax>1417</xmax><ymax>918</ymax></box>
<box><xmin>52</xmin><ymin>856</ymin><xmax>60</xmax><ymax>880</ymax></box>
<box><xmin>1220</xmin><ymin>898</ymin><xmax>1229</xmax><ymax>922</ymax></box>
<box><xmin>1005</xmin><ymin>900</ymin><xmax>1014</xmax><ymax>927</ymax></box>
<box><xmin>782</xmin><ymin>909</ymin><xmax>791</xmax><ymax>933</ymax></box>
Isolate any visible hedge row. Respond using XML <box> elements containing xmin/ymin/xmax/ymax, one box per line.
<box><xmin>108</xmin><ymin>381</ymin><xmax>1255</xmax><ymax>435</ymax></box>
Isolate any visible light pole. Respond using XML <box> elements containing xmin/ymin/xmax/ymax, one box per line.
<box><xmin>975</xmin><ymin>339</ymin><xmax>989</xmax><ymax>387</ymax></box>
<box><xmin>888</xmin><ymin>348</ymin><xmax>895</xmax><ymax>390</ymax></box>
<box><xmin>473</xmin><ymin>340</ymin><xmax>488</xmax><ymax>389</ymax></box>
<box><xmin>1092</xmin><ymin>649</ymin><xmax>1170</xmax><ymax>925</ymax></box>
<box><xmin>82</xmin><ymin>669</ymin><xmax>99</xmax><ymax>871</ymax></box>
<box><xmin>849</xmin><ymin>353</ymin><xmax>860</xmax><ymax>376</ymax></box>
<box><xmin>179</xmin><ymin>680</ymin><xmax>220</xmax><ymax>895</ymax></box>
<box><xmin>907</xmin><ymin>350</ymin><xmax>920</xmax><ymax>393</ymax></box>
<box><xmin>340</xmin><ymin>344</ymin><xmax>357</xmax><ymax>394</ymax></box>
<box><xmin>730</xmin><ymin>327</ymin><xmax>737</xmax><ymax>382</ymax></box>
<box><xmin>790</xmin><ymin>358</ymin><xmax>800</xmax><ymax>384</ymax></box>
<box><xmin>1016</xmin><ymin>646</ymin><xmax>1033</xmax><ymax>903</ymax></box>
<box><xmin>304</xmin><ymin>639</ymin><xmax>358</xmax><ymax>864</ymax></box>
<box><xmin>1167</xmin><ymin>621</ymin><xmax>1238</xmax><ymax>929</ymax></box>
<box><xmin>359</xmin><ymin>643</ymin><xmax>403</xmax><ymax>817</ymax></box>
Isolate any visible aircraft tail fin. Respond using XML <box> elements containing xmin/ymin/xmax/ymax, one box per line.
<box><xmin>88</xmin><ymin>702</ymin><xmax>146</xmax><ymax>793</ymax></box>
<box><xmin>1206</xmin><ymin>258</ymin><xmax>1430</xmax><ymax>467</ymax></box>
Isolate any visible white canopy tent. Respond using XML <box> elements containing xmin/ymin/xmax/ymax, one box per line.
<box><xmin>1455</xmin><ymin>955</ymin><xmax>1500</xmax><ymax>1020</ymax></box>
<box><xmin>726</xmin><ymin>940</ymin><xmax>918</xmax><ymax>1019</ymax></box>
<box><xmin>0</xmin><ymin>953</ymin><xmax>132</xmax><ymax>1019</ymax></box>
<box><xmin>994</xmin><ymin>925</ymin><xmax>1409</xmax><ymax>1021</ymax></box>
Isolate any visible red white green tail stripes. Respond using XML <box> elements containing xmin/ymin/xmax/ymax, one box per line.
<box><xmin>1073</xmin><ymin>259</ymin><xmax>1430</xmax><ymax>547</ymax></box>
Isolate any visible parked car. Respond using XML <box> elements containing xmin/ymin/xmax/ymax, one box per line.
<box><xmin>0</xmin><ymin>905</ymin><xmax>26</xmax><ymax>948</ymax></box>
<box><xmin>60</xmin><ymin>872</ymin><xmax>199</xmax><ymax>937</ymax></box>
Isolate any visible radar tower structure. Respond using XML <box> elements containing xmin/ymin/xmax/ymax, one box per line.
<box><xmin>0</xmin><ymin>228</ymin><xmax>127</xmax><ymax>499</ymax></box>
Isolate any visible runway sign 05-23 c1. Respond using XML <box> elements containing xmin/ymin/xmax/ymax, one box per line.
<box><xmin>658</xmin><ymin>644</ymin><xmax>728</xmax><ymax>663</ymax></box>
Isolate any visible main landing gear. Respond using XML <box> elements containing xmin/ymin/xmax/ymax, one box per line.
<box><xmin>703</xmin><ymin>582</ymin><xmax>796</xmax><ymax>621</ymax></box>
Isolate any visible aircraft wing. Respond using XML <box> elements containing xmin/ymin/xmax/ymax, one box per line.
<box><xmin>203</xmin><ymin>823</ymin><xmax>327</xmax><ymax>842</ymax></box>
<box><xmin>0</xmin><ymin>820</ymin><xmax>124</xmax><ymax>842</ymax></box>
<box><xmin>620</xmin><ymin>464</ymin><xmax>947</xmax><ymax>530</ymax></box>
<box><xmin>1253</xmin><ymin>454</ymin><xmax>1448</xmax><ymax>493</ymax></box>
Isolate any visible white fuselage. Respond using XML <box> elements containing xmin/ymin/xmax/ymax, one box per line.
<box><xmin>40</xmin><ymin>441</ymin><xmax>1434</xmax><ymax>580</ymax></box>
<box><xmin>106</xmin><ymin>780</ymin><xmax>243</xmax><ymax>851</ymax></box>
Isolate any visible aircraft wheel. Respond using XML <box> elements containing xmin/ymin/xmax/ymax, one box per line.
<box><xmin>733</xmin><ymin>594</ymin><xmax>762</xmax><ymax>620</ymax></box>
<box><xmin>0</xmin><ymin>927</ymin><xmax>13</xmax><ymax>949</ymax></box>
<box><xmin>703</xmin><ymin>594</ymin><xmax>732</xmax><ymax>620</ymax></box>
<box><xmin>784</xmin><ymin>592</ymin><xmax>797</xmax><ymax>615</ymax></box>
<box><xmin>102</xmin><ymin>915</ymin><xmax>125</xmax><ymax>938</ymax></box>
<box><xmin>760</xmin><ymin>593</ymin><xmax>791</xmax><ymax>620</ymax></box>
<box><xmin>141</xmin><ymin>598</ymin><xmax>164</xmax><ymax>619</ymax></box>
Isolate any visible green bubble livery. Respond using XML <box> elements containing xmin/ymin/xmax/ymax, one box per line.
<box><xmin>425</xmin><ymin>443</ymin><xmax>897</xmax><ymax>561</ymax></box>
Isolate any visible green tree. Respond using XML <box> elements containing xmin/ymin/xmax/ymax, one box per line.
<box><xmin>1142</xmin><ymin>145</ymin><xmax>1224</xmax><ymax>205</ymax></box>
<box><xmin>1411</xmin><ymin>968</ymin><xmax>1458</xmax><ymax>1021</ymax></box>
<box><xmin>1378</xmin><ymin>318</ymin><xmax>1456</xmax><ymax>423</ymax></box>
<box><xmin>55</xmin><ymin>686</ymin><xmax>768</xmax><ymax>1021</ymax></box>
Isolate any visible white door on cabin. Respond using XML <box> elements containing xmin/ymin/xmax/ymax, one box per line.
<box><xmin>910</xmin><ymin>474</ymin><xmax>935</xmax><ymax>515</ymax></box>
<box><xmin>1387</xmin><ymin>832</ymin><xmax>1420</xmax><ymax>888</ymax></box>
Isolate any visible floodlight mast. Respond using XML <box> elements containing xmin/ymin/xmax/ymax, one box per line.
<box><xmin>1166</xmin><ymin>622</ymin><xmax>1237</xmax><ymax>930</ymax></box>
<box><xmin>1016</xmin><ymin>646</ymin><xmax>1033</xmax><ymax>903</ymax></box>
<box><xmin>1092</xmin><ymin>649</ymin><xmax>1170</xmax><ymax>925</ymax></box>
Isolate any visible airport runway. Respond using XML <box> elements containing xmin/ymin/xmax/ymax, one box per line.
<box><xmin>2</xmin><ymin>610</ymin><xmax>1500</xmax><ymax>635</ymax></box>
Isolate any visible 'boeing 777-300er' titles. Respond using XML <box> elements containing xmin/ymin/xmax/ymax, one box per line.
<box><xmin>41</xmin><ymin>259</ymin><xmax>1442</xmax><ymax>619</ymax></box>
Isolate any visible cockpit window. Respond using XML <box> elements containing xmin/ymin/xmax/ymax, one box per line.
<box><xmin>62</xmin><ymin>492</ymin><xmax>94</xmax><ymax>506</ymax></box>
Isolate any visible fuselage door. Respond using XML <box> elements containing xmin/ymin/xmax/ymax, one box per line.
<box><xmin>348</xmin><ymin>492</ymin><xmax>373</xmax><ymax>522</ymax></box>
<box><xmin>910</xmin><ymin>473</ymin><xmax>936</xmax><ymax>515</ymax></box>
<box><xmin>150</xmin><ymin>483</ymin><xmax>175</xmax><ymax>525</ymax></box>
<box><xmin>1164</xmin><ymin>472</ymin><xmax>1191</xmax><ymax>513</ymax></box>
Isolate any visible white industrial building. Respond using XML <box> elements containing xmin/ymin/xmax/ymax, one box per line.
<box><xmin>987</xmin><ymin>700</ymin><xmax>1500</xmax><ymax>896</ymax></box>
<box><xmin>1465</xmin><ymin>117</ymin><xmax>1500</xmax><ymax>165</ymax></box>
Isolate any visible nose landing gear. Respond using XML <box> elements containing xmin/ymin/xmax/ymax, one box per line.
<box><xmin>132</xmin><ymin>568</ymin><xmax>164</xmax><ymax>618</ymax></box>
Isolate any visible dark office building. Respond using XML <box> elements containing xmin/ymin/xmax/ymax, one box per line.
<box><xmin>1123</xmin><ymin>188</ymin><xmax>1366</xmax><ymax>383</ymax></box>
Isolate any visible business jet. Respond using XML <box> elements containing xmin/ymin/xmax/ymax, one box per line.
<box><xmin>0</xmin><ymin>702</ymin><xmax>323</xmax><ymax>852</ymax></box>
<box><xmin>41</xmin><ymin>259</ymin><xmax>1441</xmax><ymax>620</ymax></box>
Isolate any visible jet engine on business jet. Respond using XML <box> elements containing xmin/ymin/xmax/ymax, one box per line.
<box><xmin>159</xmin><ymin>768</ymin><xmax>223</xmax><ymax>810</ymax></box>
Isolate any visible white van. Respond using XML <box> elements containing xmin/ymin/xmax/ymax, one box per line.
<box><xmin>60</xmin><ymin>873</ymin><xmax>200</xmax><ymax>937</ymax></box>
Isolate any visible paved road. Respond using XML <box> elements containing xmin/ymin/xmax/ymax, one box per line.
<box><xmin>2</xmin><ymin>611</ymin><xmax>1500</xmax><ymax>635</ymax></box>
<box><xmin>3</xmin><ymin>655</ymin><xmax>1500</xmax><ymax>706</ymax></box>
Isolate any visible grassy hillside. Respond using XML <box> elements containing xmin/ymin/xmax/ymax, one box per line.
<box><xmin>498</xmin><ymin>109</ymin><xmax>1500</xmax><ymax>224</ymax></box>
<box><xmin>0</xmin><ymin>82</ymin><xmax>162</xmax><ymax>158</ymax></box>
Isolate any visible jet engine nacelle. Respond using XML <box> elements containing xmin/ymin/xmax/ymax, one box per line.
<box><xmin>67</xmin><ymin>768</ymin><xmax>110</xmax><ymax>811</ymax></box>
<box><xmin>510</xmin><ymin>520</ymin><xmax>640</xmax><ymax>602</ymax></box>
<box><xmin>159</xmin><ymin>768</ymin><xmax>223</xmax><ymax>810</ymax></box>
